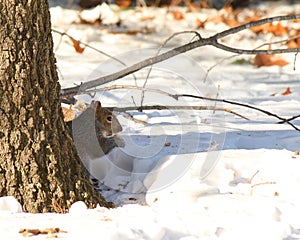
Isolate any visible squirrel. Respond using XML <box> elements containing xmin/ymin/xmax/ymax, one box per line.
<box><xmin>66</xmin><ymin>100</ymin><xmax>125</xmax><ymax>164</ymax></box>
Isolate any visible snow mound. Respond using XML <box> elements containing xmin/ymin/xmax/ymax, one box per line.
<box><xmin>0</xmin><ymin>196</ymin><xmax>22</xmax><ymax>213</ymax></box>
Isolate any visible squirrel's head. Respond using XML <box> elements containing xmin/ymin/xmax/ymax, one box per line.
<box><xmin>91</xmin><ymin>100</ymin><xmax>123</xmax><ymax>136</ymax></box>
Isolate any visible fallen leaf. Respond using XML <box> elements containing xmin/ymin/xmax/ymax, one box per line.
<box><xmin>172</xmin><ymin>10</ymin><xmax>184</xmax><ymax>20</ymax></box>
<box><xmin>140</xmin><ymin>15</ymin><xmax>156</xmax><ymax>21</ymax></box>
<box><xmin>287</xmin><ymin>38</ymin><xmax>300</xmax><ymax>48</ymax></box>
<box><xmin>224</xmin><ymin>16</ymin><xmax>240</xmax><ymax>28</ymax></box>
<box><xmin>282</xmin><ymin>87</ymin><xmax>292</xmax><ymax>96</ymax></box>
<box><xmin>79</xmin><ymin>17</ymin><xmax>101</xmax><ymax>25</ymax></box>
<box><xmin>69</xmin><ymin>37</ymin><xmax>85</xmax><ymax>53</ymax></box>
<box><xmin>269</xmin><ymin>23</ymin><xmax>288</xmax><ymax>36</ymax></box>
<box><xmin>250</xmin><ymin>23</ymin><xmax>271</xmax><ymax>34</ymax></box>
<box><xmin>115</xmin><ymin>0</ymin><xmax>131</xmax><ymax>8</ymax></box>
<box><xmin>251</xmin><ymin>22</ymin><xmax>288</xmax><ymax>36</ymax></box>
<box><xmin>19</xmin><ymin>228</ymin><xmax>67</xmax><ymax>238</ymax></box>
<box><xmin>207</xmin><ymin>14</ymin><xmax>224</xmax><ymax>24</ymax></box>
<box><xmin>244</xmin><ymin>11</ymin><xmax>261</xmax><ymax>24</ymax></box>
<box><xmin>196</xmin><ymin>18</ymin><xmax>206</xmax><ymax>29</ymax></box>
<box><xmin>108</xmin><ymin>29</ymin><xmax>141</xmax><ymax>35</ymax></box>
<box><xmin>253</xmin><ymin>54</ymin><xmax>289</xmax><ymax>67</ymax></box>
<box><xmin>224</xmin><ymin>6</ymin><xmax>234</xmax><ymax>13</ymax></box>
<box><xmin>102</xmin><ymin>216</ymin><xmax>113</xmax><ymax>221</ymax></box>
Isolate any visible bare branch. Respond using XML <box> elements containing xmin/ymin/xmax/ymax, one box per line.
<box><xmin>204</xmin><ymin>33</ymin><xmax>300</xmax><ymax>82</ymax></box>
<box><xmin>77</xmin><ymin>84</ymin><xmax>297</xmax><ymax>131</ymax></box>
<box><xmin>61</xmin><ymin>14</ymin><xmax>300</xmax><ymax>97</ymax></box>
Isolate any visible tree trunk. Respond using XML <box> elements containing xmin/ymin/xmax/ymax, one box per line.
<box><xmin>0</xmin><ymin>0</ymin><xmax>112</xmax><ymax>213</ymax></box>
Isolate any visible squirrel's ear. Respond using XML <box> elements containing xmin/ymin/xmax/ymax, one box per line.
<box><xmin>95</xmin><ymin>101</ymin><xmax>102</xmax><ymax>108</ymax></box>
<box><xmin>92</xmin><ymin>101</ymin><xmax>103</xmax><ymax>119</ymax></box>
<box><xmin>91</xmin><ymin>100</ymin><xmax>102</xmax><ymax>109</ymax></box>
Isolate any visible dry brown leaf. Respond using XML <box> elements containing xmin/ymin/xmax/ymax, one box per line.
<box><xmin>196</xmin><ymin>18</ymin><xmax>206</xmax><ymax>29</ymax></box>
<box><xmin>172</xmin><ymin>10</ymin><xmax>184</xmax><ymax>20</ymax></box>
<box><xmin>282</xmin><ymin>87</ymin><xmax>292</xmax><ymax>96</ymax></box>
<box><xmin>287</xmin><ymin>38</ymin><xmax>300</xmax><ymax>48</ymax></box>
<box><xmin>224</xmin><ymin>15</ymin><xmax>240</xmax><ymax>28</ymax></box>
<box><xmin>102</xmin><ymin>216</ymin><xmax>113</xmax><ymax>221</ymax></box>
<box><xmin>250</xmin><ymin>23</ymin><xmax>271</xmax><ymax>34</ymax></box>
<box><xmin>79</xmin><ymin>17</ymin><xmax>101</xmax><ymax>26</ymax></box>
<box><xmin>69</xmin><ymin>37</ymin><xmax>85</xmax><ymax>53</ymax></box>
<box><xmin>221</xmin><ymin>7</ymin><xmax>240</xmax><ymax>27</ymax></box>
<box><xmin>250</xmin><ymin>22</ymin><xmax>288</xmax><ymax>36</ymax></box>
<box><xmin>269</xmin><ymin>23</ymin><xmax>288</xmax><ymax>36</ymax></box>
<box><xmin>115</xmin><ymin>0</ymin><xmax>131</xmax><ymax>8</ymax></box>
<box><xmin>108</xmin><ymin>29</ymin><xmax>140</xmax><ymax>35</ymax></box>
<box><xmin>244</xmin><ymin>11</ymin><xmax>261</xmax><ymax>24</ymax></box>
<box><xmin>253</xmin><ymin>54</ymin><xmax>289</xmax><ymax>67</ymax></box>
<box><xmin>207</xmin><ymin>14</ymin><xmax>224</xmax><ymax>24</ymax></box>
<box><xmin>140</xmin><ymin>15</ymin><xmax>156</xmax><ymax>21</ymax></box>
<box><xmin>224</xmin><ymin>6</ymin><xmax>234</xmax><ymax>13</ymax></box>
<box><xmin>19</xmin><ymin>228</ymin><xmax>67</xmax><ymax>238</ymax></box>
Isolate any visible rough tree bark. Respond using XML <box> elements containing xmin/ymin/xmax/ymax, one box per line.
<box><xmin>0</xmin><ymin>0</ymin><xmax>112</xmax><ymax>212</ymax></box>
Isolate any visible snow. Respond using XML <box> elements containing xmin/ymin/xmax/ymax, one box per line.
<box><xmin>0</xmin><ymin>196</ymin><xmax>22</xmax><ymax>213</ymax></box>
<box><xmin>2</xmin><ymin>1</ymin><xmax>300</xmax><ymax>239</ymax></box>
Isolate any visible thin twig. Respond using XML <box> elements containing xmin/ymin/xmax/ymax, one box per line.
<box><xmin>251</xmin><ymin>181</ymin><xmax>276</xmax><ymax>188</ymax></box>
<box><xmin>277</xmin><ymin>114</ymin><xmax>300</xmax><ymax>124</ymax></box>
<box><xmin>52</xmin><ymin>29</ymin><xmax>125</xmax><ymax>65</ymax></box>
<box><xmin>294</xmin><ymin>52</ymin><xmax>299</xmax><ymax>70</ymax></box>
<box><xmin>255</xmin><ymin>33</ymin><xmax>300</xmax><ymax>50</ymax></box>
<box><xmin>204</xmin><ymin>54</ymin><xmax>239</xmax><ymax>82</ymax></box>
<box><xmin>84</xmin><ymin>84</ymin><xmax>176</xmax><ymax>99</ymax></box>
<box><xmin>177</xmin><ymin>93</ymin><xmax>300</xmax><ymax>131</ymax></box>
<box><xmin>52</xmin><ymin>29</ymin><xmax>138</xmax><ymax>84</ymax></box>
<box><xmin>140</xmin><ymin>31</ymin><xmax>201</xmax><ymax>108</ymax></box>
<box><xmin>108</xmin><ymin>105</ymin><xmax>249</xmax><ymax>120</ymax></box>
<box><xmin>248</xmin><ymin>170</ymin><xmax>260</xmax><ymax>184</ymax></box>
<box><xmin>51</xmin><ymin>198</ymin><xmax>65</xmax><ymax>214</ymax></box>
<box><xmin>210</xmin><ymin>40</ymin><xmax>300</xmax><ymax>55</ymax></box>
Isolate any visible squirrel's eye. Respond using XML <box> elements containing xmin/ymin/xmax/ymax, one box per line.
<box><xmin>106</xmin><ymin>115</ymin><xmax>112</xmax><ymax>122</ymax></box>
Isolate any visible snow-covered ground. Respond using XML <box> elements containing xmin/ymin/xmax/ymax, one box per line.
<box><xmin>2</xmin><ymin>1</ymin><xmax>300</xmax><ymax>239</ymax></box>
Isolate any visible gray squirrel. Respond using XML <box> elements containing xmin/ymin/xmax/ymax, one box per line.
<box><xmin>66</xmin><ymin>101</ymin><xmax>125</xmax><ymax>175</ymax></box>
